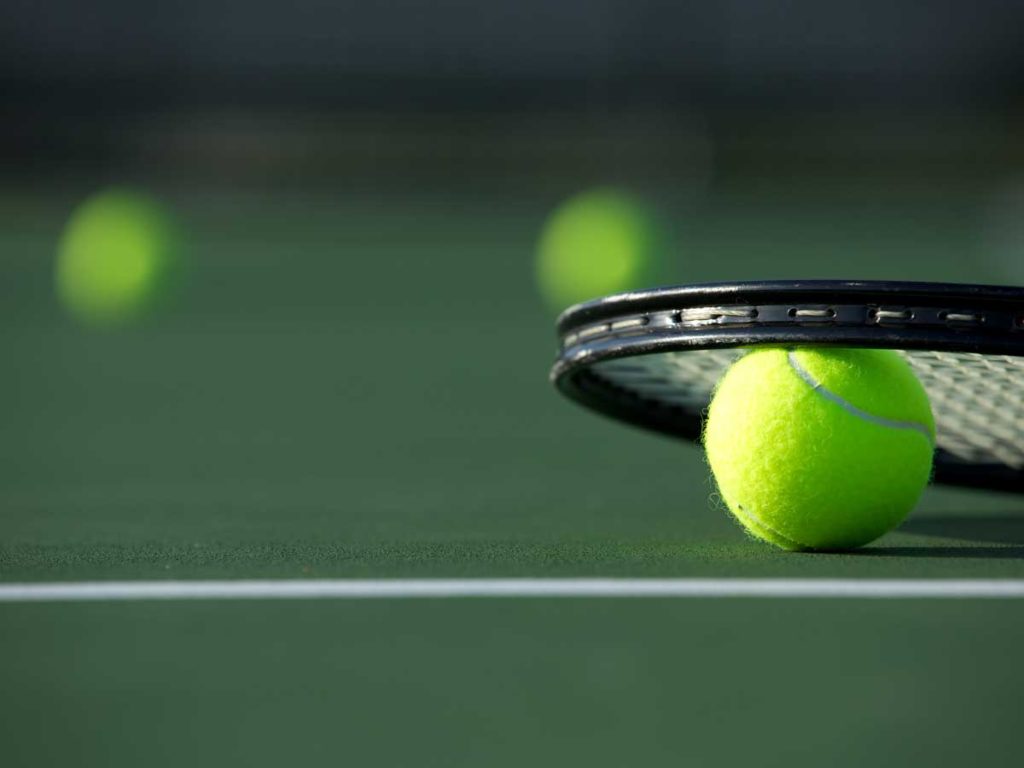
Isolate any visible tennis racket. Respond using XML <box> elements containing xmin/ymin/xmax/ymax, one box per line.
<box><xmin>551</xmin><ymin>280</ymin><xmax>1024</xmax><ymax>493</ymax></box>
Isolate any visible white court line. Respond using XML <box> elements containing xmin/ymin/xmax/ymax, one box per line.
<box><xmin>1</xmin><ymin>579</ymin><xmax>1024</xmax><ymax>602</ymax></box>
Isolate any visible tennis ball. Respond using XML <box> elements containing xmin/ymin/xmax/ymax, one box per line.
<box><xmin>56</xmin><ymin>189</ymin><xmax>179</xmax><ymax>327</ymax></box>
<box><xmin>704</xmin><ymin>347</ymin><xmax>935</xmax><ymax>551</ymax></box>
<box><xmin>535</xmin><ymin>188</ymin><xmax>665</xmax><ymax>312</ymax></box>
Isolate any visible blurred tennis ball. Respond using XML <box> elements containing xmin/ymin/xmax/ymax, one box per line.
<box><xmin>56</xmin><ymin>189</ymin><xmax>180</xmax><ymax>327</ymax></box>
<box><xmin>535</xmin><ymin>188</ymin><xmax>666</xmax><ymax>312</ymax></box>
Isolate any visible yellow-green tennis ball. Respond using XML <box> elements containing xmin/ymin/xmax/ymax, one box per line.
<box><xmin>704</xmin><ymin>347</ymin><xmax>935</xmax><ymax>551</ymax></box>
<box><xmin>535</xmin><ymin>188</ymin><xmax>664</xmax><ymax>312</ymax></box>
<box><xmin>56</xmin><ymin>189</ymin><xmax>179</xmax><ymax>327</ymax></box>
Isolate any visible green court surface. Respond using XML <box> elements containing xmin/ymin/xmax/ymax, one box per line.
<box><xmin>2</xmin><ymin>185</ymin><xmax>1023</xmax><ymax>765</ymax></box>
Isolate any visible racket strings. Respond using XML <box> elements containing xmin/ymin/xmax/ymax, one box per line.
<box><xmin>591</xmin><ymin>349</ymin><xmax>1024</xmax><ymax>472</ymax></box>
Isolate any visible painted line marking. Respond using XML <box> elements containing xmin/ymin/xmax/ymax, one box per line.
<box><xmin>1</xmin><ymin>579</ymin><xmax>1023</xmax><ymax>602</ymax></box>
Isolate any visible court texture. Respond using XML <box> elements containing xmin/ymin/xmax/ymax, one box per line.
<box><xmin>2</xmin><ymin>150</ymin><xmax>1023</xmax><ymax>765</ymax></box>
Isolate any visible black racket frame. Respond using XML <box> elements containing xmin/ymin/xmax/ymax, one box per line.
<box><xmin>552</xmin><ymin>280</ymin><xmax>1024</xmax><ymax>492</ymax></box>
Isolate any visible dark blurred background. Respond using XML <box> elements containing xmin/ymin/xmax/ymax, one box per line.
<box><xmin>2</xmin><ymin>2</ymin><xmax>1023</xmax><ymax>293</ymax></box>
<box><xmin>4</xmin><ymin>0</ymin><xmax>1023</xmax><ymax>187</ymax></box>
<box><xmin>6</xmin><ymin>2</ymin><xmax>1024</xmax><ymax>282</ymax></box>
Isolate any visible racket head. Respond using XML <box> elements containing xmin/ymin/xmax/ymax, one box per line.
<box><xmin>552</xmin><ymin>280</ymin><xmax>1024</xmax><ymax>492</ymax></box>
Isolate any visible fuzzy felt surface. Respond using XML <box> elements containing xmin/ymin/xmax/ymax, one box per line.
<box><xmin>704</xmin><ymin>348</ymin><xmax>935</xmax><ymax>550</ymax></box>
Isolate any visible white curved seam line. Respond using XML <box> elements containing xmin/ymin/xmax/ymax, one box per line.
<box><xmin>787</xmin><ymin>352</ymin><xmax>934</xmax><ymax>445</ymax></box>
<box><xmin>732</xmin><ymin>502</ymin><xmax>807</xmax><ymax>550</ymax></box>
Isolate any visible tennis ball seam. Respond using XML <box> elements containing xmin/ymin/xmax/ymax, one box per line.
<box><xmin>731</xmin><ymin>502</ymin><xmax>806</xmax><ymax>550</ymax></box>
<box><xmin>786</xmin><ymin>351</ymin><xmax>934</xmax><ymax>446</ymax></box>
